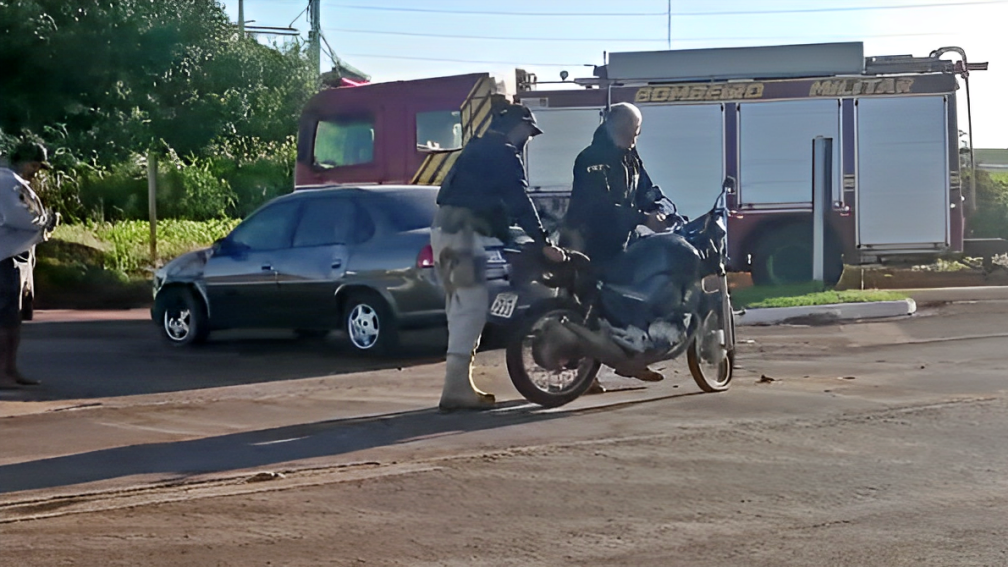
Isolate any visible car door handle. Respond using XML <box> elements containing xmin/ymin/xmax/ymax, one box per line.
<box><xmin>261</xmin><ymin>264</ymin><xmax>273</xmax><ymax>271</ymax></box>
<box><xmin>331</xmin><ymin>259</ymin><xmax>343</xmax><ymax>269</ymax></box>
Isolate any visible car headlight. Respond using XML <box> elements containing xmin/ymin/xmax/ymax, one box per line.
<box><xmin>152</xmin><ymin>274</ymin><xmax>164</xmax><ymax>297</ymax></box>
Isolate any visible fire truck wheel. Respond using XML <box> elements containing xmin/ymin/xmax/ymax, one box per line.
<box><xmin>752</xmin><ymin>224</ymin><xmax>842</xmax><ymax>286</ymax></box>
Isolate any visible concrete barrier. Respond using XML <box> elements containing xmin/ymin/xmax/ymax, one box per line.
<box><xmin>736</xmin><ymin>298</ymin><xmax>917</xmax><ymax>326</ymax></box>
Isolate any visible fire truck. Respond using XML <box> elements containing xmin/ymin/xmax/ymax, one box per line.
<box><xmin>295</xmin><ymin>42</ymin><xmax>987</xmax><ymax>285</ymax></box>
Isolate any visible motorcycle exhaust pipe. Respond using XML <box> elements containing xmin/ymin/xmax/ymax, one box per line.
<box><xmin>558</xmin><ymin>320</ymin><xmax>632</xmax><ymax>369</ymax></box>
<box><xmin>532</xmin><ymin>317</ymin><xmax>590</xmax><ymax>371</ymax></box>
<box><xmin>533</xmin><ymin>316</ymin><xmax>669</xmax><ymax>373</ymax></box>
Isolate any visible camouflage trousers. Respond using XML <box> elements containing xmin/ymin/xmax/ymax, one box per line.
<box><xmin>431</xmin><ymin>206</ymin><xmax>496</xmax><ymax>357</ymax></box>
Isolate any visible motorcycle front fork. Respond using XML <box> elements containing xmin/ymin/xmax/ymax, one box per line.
<box><xmin>716</xmin><ymin>274</ymin><xmax>736</xmax><ymax>352</ymax></box>
<box><xmin>703</xmin><ymin>272</ymin><xmax>735</xmax><ymax>354</ymax></box>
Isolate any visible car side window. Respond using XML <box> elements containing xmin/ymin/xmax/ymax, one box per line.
<box><xmin>229</xmin><ymin>200</ymin><xmax>300</xmax><ymax>251</ymax></box>
<box><xmin>353</xmin><ymin>204</ymin><xmax>376</xmax><ymax>243</ymax></box>
<box><xmin>292</xmin><ymin>196</ymin><xmax>355</xmax><ymax>248</ymax></box>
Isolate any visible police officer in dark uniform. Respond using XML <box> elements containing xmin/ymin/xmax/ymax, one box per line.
<box><xmin>562</xmin><ymin>102</ymin><xmax>670</xmax><ymax>268</ymax></box>
<box><xmin>561</xmin><ymin>102</ymin><xmax>673</xmax><ymax>387</ymax></box>
<box><xmin>431</xmin><ymin>103</ymin><xmax>563</xmax><ymax>411</ymax></box>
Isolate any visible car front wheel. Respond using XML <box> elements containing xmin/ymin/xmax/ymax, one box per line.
<box><xmin>343</xmin><ymin>291</ymin><xmax>398</xmax><ymax>355</ymax></box>
<box><xmin>155</xmin><ymin>287</ymin><xmax>210</xmax><ymax>346</ymax></box>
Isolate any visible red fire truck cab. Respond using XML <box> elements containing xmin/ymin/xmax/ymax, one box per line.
<box><xmin>295</xmin><ymin>72</ymin><xmax>502</xmax><ymax>189</ymax></box>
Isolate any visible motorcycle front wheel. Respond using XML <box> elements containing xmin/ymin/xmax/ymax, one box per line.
<box><xmin>687</xmin><ymin>299</ymin><xmax>735</xmax><ymax>392</ymax></box>
<box><xmin>505</xmin><ymin>306</ymin><xmax>602</xmax><ymax>408</ymax></box>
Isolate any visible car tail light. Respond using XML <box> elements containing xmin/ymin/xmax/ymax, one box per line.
<box><xmin>416</xmin><ymin>243</ymin><xmax>435</xmax><ymax>268</ymax></box>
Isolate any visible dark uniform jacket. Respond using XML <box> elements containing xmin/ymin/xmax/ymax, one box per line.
<box><xmin>562</xmin><ymin>124</ymin><xmax>667</xmax><ymax>266</ymax></box>
<box><xmin>435</xmin><ymin>130</ymin><xmax>547</xmax><ymax>244</ymax></box>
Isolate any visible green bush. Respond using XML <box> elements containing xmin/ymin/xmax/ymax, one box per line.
<box><xmin>210</xmin><ymin>136</ymin><xmax>296</xmax><ymax>217</ymax></box>
<box><xmin>36</xmin><ymin>139</ymin><xmax>294</xmax><ymax>222</ymax></box>
<box><xmin>157</xmin><ymin>156</ymin><xmax>238</xmax><ymax>221</ymax></box>
<box><xmin>966</xmin><ymin>169</ymin><xmax>1008</xmax><ymax>239</ymax></box>
<box><xmin>76</xmin><ymin>156</ymin><xmax>148</xmax><ymax>221</ymax></box>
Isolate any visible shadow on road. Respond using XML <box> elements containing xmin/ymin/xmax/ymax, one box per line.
<box><xmin>16</xmin><ymin>319</ymin><xmax>452</xmax><ymax>401</ymax></box>
<box><xmin>0</xmin><ymin>388</ymin><xmax>708</xmax><ymax>495</ymax></box>
<box><xmin>0</xmin><ymin>403</ymin><xmax>557</xmax><ymax>494</ymax></box>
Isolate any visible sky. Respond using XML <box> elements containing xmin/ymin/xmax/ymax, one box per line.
<box><xmin>223</xmin><ymin>0</ymin><xmax>1008</xmax><ymax>148</ymax></box>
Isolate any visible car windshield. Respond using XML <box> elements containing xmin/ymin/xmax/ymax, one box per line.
<box><xmin>367</xmin><ymin>191</ymin><xmax>437</xmax><ymax>232</ymax></box>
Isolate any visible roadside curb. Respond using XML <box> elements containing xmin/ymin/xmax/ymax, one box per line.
<box><xmin>736</xmin><ymin>298</ymin><xmax>917</xmax><ymax>326</ymax></box>
<box><xmin>899</xmin><ymin>286</ymin><xmax>1008</xmax><ymax>304</ymax></box>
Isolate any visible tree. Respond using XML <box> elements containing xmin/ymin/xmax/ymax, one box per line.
<box><xmin>0</xmin><ymin>0</ymin><xmax>315</xmax><ymax>165</ymax></box>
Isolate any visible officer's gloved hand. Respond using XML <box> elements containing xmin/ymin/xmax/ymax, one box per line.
<box><xmin>644</xmin><ymin>211</ymin><xmax>668</xmax><ymax>233</ymax></box>
<box><xmin>542</xmin><ymin>244</ymin><xmax>567</xmax><ymax>263</ymax></box>
<box><xmin>667</xmin><ymin>213</ymin><xmax>687</xmax><ymax>231</ymax></box>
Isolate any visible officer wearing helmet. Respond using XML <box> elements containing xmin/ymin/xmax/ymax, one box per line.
<box><xmin>431</xmin><ymin>102</ymin><xmax>563</xmax><ymax>411</ymax></box>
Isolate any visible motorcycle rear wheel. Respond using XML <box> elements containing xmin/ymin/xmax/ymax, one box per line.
<box><xmin>687</xmin><ymin>304</ymin><xmax>735</xmax><ymax>392</ymax></box>
<box><xmin>505</xmin><ymin>307</ymin><xmax>602</xmax><ymax>408</ymax></box>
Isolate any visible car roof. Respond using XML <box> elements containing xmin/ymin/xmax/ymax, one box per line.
<box><xmin>288</xmin><ymin>184</ymin><xmax>437</xmax><ymax>198</ymax></box>
<box><xmin>251</xmin><ymin>185</ymin><xmax>436</xmax><ymax>217</ymax></box>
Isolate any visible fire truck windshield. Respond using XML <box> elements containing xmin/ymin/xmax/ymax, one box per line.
<box><xmin>314</xmin><ymin>117</ymin><xmax>375</xmax><ymax>169</ymax></box>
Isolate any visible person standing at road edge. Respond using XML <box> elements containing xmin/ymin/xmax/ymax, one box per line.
<box><xmin>0</xmin><ymin>141</ymin><xmax>54</xmax><ymax>388</ymax></box>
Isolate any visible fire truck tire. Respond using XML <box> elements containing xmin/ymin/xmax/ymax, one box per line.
<box><xmin>751</xmin><ymin>224</ymin><xmax>842</xmax><ymax>286</ymax></box>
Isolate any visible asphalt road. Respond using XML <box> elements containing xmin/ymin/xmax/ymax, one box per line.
<box><xmin>2</xmin><ymin>288</ymin><xmax>1008</xmax><ymax>566</ymax></box>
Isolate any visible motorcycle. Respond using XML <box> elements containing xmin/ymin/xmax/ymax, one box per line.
<box><xmin>489</xmin><ymin>177</ymin><xmax>738</xmax><ymax>408</ymax></box>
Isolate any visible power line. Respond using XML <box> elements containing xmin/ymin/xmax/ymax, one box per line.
<box><xmin>325</xmin><ymin>0</ymin><xmax>1006</xmax><ymax>17</ymax></box>
<box><xmin>324</xmin><ymin>28</ymin><xmax>955</xmax><ymax>44</ymax></box>
<box><xmin>288</xmin><ymin>1</ymin><xmax>309</xmax><ymax>28</ymax></box>
<box><xmin>341</xmin><ymin>53</ymin><xmax>589</xmax><ymax>67</ymax></box>
<box><xmin>340</xmin><ymin>28</ymin><xmax>960</xmax><ymax>67</ymax></box>
<box><xmin>325</xmin><ymin>4</ymin><xmax>666</xmax><ymax>16</ymax></box>
<box><xmin>669</xmin><ymin>0</ymin><xmax>1008</xmax><ymax>16</ymax></box>
<box><xmin>322</xmin><ymin>27</ymin><xmax>667</xmax><ymax>42</ymax></box>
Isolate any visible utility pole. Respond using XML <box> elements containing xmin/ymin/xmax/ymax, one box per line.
<box><xmin>309</xmin><ymin>0</ymin><xmax>321</xmax><ymax>77</ymax></box>
<box><xmin>147</xmin><ymin>151</ymin><xmax>157</xmax><ymax>265</ymax></box>
<box><xmin>667</xmin><ymin>0</ymin><xmax>671</xmax><ymax>50</ymax></box>
<box><xmin>238</xmin><ymin>0</ymin><xmax>244</xmax><ymax>36</ymax></box>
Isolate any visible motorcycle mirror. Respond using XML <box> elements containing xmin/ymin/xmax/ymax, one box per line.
<box><xmin>722</xmin><ymin>176</ymin><xmax>737</xmax><ymax>194</ymax></box>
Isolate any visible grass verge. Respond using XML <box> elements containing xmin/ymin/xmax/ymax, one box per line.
<box><xmin>732</xmin><ymin>282</ymin><xmax>908</xmax><ymax>309</ymax></box>
<box><xmin>33</xmin><ymin>220</ymin><xmax>237</xmax><ymax>309</ymax></box>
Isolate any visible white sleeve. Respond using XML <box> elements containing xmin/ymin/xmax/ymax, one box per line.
<box><xmin>0</xmin><ymin>169</ymin><xmax>49</xmax><ymax>259</ymax></box>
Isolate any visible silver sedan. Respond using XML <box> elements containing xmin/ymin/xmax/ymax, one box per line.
<box><xmin>151</xmin><ymin>185</ymin><xmax>509</xmax><ymax>354</ymax></box>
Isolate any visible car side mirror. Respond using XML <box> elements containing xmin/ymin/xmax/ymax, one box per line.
<box><xmin>213</xmin><ymin>237</ymin><xmax>239</xmax><ymax>257</ymax></box>
<box><xmin>722</xmin><ymin>176</ymin><xmax>737</xmax><ymax>194</ymax></box>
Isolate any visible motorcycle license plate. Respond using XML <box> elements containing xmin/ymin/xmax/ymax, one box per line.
<box><xmin>490</xmin><ymin>292</ymin><xmax>519</xmax><ymax>319</ymax></box>
<box><xmin>486</xmin><ymin>249</ymin><xmax>506</xmax><ymax>264</ymax></box>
